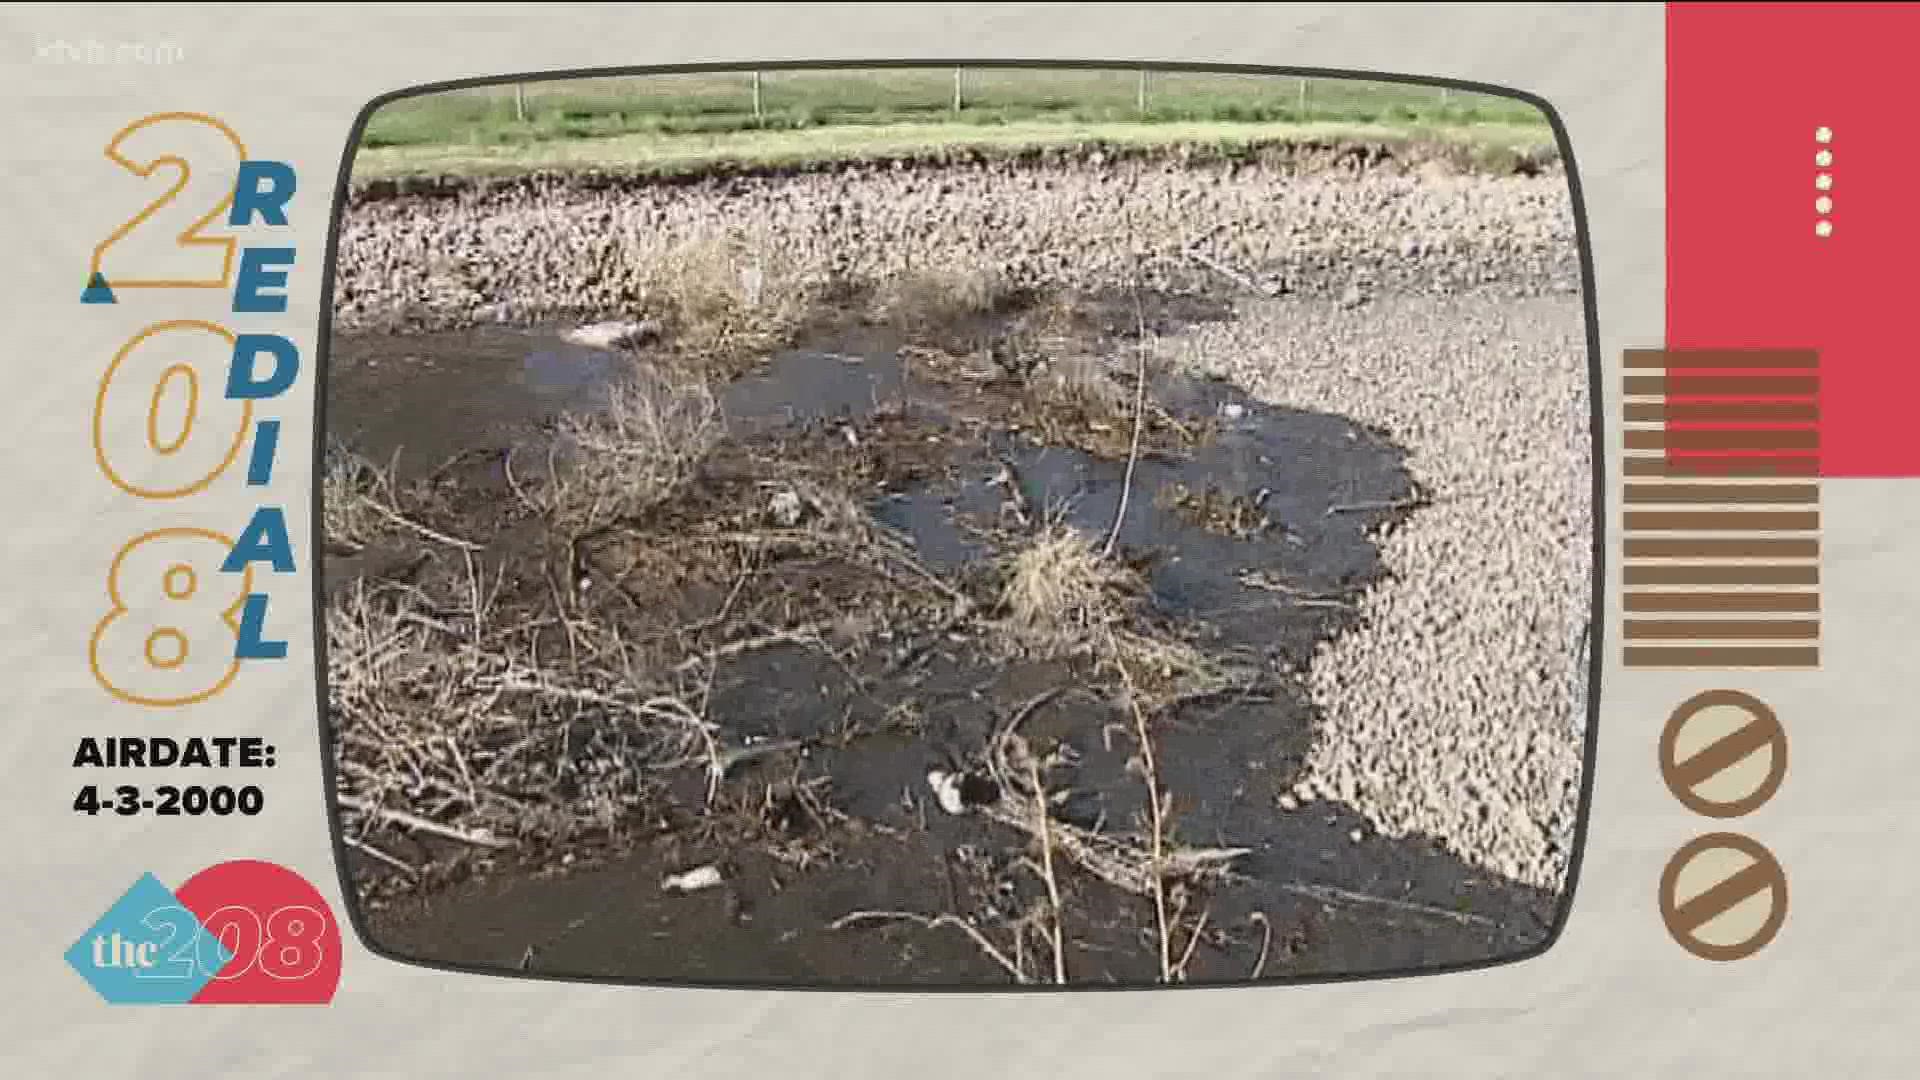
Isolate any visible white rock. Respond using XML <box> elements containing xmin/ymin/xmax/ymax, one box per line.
<box><xmin>561</xmin><ymin>319</ymin><xmax>660</xmax><ymax>350</ymax></box>
<box><xmin>661</xmin><ymin>864</ymin><xmax>723</xmax><ymax>894</ymax></box>
<box><xmin>768</xmin><ymin>489</ymin><xmax>804</xmax><ymax>527</ymax></box>
<box><xmin>926</xmin><ymin>770</ymin><xmax>967</xmax><ymax>815</ymax></box>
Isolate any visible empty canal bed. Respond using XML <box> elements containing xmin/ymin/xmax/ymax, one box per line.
<box><xmin>323</xmin><ymin>142</ymin><xmax>1591</xmax><ymax>984</ymax></box>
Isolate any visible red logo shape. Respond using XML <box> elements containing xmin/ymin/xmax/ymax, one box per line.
<box><xmin>173</xmin><ymin>859</ymin><xmax>342</xmax><ymax>1005</ymax></box>
<box><xmin>1669</xmin><ymin>2</ymin><xmax>1920</xmax><ymax>477</ymax></box>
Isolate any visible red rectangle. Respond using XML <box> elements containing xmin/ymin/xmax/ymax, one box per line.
<box><xmin>1667</xmin><ymin>2</ymin><xmax>1920</xmax><ymax>478</ymax></box>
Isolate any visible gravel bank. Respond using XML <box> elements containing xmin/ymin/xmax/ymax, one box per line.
<box><xmin>1164</xmin><ymin>296</ymin><xmax>1590</xmax><ymax>892</ymax></box>
<box><xmin>330</xmin><ymin>147</ymin><xmax>1592</xmax><ymax>894</ymax></box>
<box><xmin>332</xmin><ymin>146</ymin><xmax>1579</xmax><ymax>334</ymax></box>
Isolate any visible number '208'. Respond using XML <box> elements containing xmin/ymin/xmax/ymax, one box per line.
<box><xmin>135</xmin><ymin>903</ymin><xmax>327</xmax><ymax>982</ymax></box>
<box><xmin>87</xmin><ymin>112</ymin><xmax>301</xmax><ymax>711</ymax></box>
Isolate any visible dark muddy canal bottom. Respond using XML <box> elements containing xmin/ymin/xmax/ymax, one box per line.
<box><xmin>325</xmin><ymin>307</ymin><xmax>1561</xmax><ymax>986</ymax></box>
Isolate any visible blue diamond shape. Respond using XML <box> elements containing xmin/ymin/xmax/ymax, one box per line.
<box><xmin>65</xmin><ymin>873</ymin><xmax>232</xmax><ymax>1005</ymax></box>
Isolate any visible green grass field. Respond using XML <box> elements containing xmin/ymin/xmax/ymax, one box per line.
<box><xmin>353</xmin><ymin>67</ymin><xmax>1553</xmax><ymax>180</ymax></box>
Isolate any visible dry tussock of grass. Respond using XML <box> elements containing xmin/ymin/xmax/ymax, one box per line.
<box><xmin>1032</xmin><ymin>354</ymin><xmax>1128</xmax><ymax>419</ymax></box>
<box><xmin>631</xmin><ymin>224</ymin><xmax>820</xmax><ymax>368</ymax></box>
<box><xmin>868</xmin><ymin>262</ymin><xmax>1011</xmax><ymax>335</ymax></box>
<box><xmin>996</xmin><ymin>522</ymin><xmax>1142</xmax><ymax>654</ymax></box>
<box><xmin>992</xmin><ymin>521</ymin><xmax>1221</xmax><ymax>700</ymax></box>
<box><xmin>535</xmin><ymin>368</ymin><xmax>724</xmax><ymax>536</ymax></box>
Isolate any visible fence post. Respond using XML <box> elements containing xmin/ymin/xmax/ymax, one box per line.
<box><xmin>1297</xmin><ymin>76</ymin><xmax>1308</xmax><ymax>117</ymax></box>
<box><xmin>752</xmin><ymin>70</ymin><xmax>764</xmax><ymax>120</ymax></box>
<box><xmin>514</xmin><ymin>83</ymin><xmax>527</xmax><ymax>123</ymax></box>
<box><xmin>953</xmin><ymin>66</ymin><xmax>964</xmax><ymax>112</ymax></box>
<box><xmin>1137</xmin><ymin>67</ymin><xmax>1149</xmax><ymax>115</ymax></box>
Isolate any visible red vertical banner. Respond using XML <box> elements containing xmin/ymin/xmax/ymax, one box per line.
<box><xmin>1667</xmin><ymin>2</ymin><xmax>1920</xmax><ymax>479</ymax></box>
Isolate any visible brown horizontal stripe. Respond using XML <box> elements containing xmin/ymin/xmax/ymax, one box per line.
<box><xmin>1623</xmin><ymin>482</ymin><xmax>1818</xmax><ymax>504</ymax></box>
<box><xmin>1624</xmin><ymin>510</ymin><xmax>1819</xmax><ymax>531</ymax></box>
<box><xmin>1625</xmin><ymin>619</ymin><xmax>1818</xmax><ymax>641</ymax></box>
<box><xmin>1624</xmin><ymin>537</ymin><xmax>1819</xmax><ymax>558</ymax></box>
<box><xmin>1669</xmin><ymin>375</ymin><xmax>1821</xmax><ymax>396</ymax></box>
<box><xmin>1623</xmin><ymin>563</ymin><xmax>1818</xmax><ymax>586</ymax></box>
<box><xmin>1623</xmin><ymin>400</ymin><xmax>1821</xmax><ymax>423</ymax></box>
<box><xmin>1624</xmin><ymin>375</ymin><xmax>1819</xmax><ymax>396</ymax></box>
<box><xmin>1624</xmin><ymin>592</ymin><xmax>1820</xmax><ymax>613</ymax></box>
<box><xmin>1624</xmin><ymin>455</ymin><xmax>1820</xmax><ymax>477</ymax></box>
<box><xmin>1624</xmin><ymin>646</ymin><xmax>1819</xmax><ymax>668</ymax></box>
<box><xmin>1626</xmin><ymin>429</ymin><xmax>1821</xmax><ymax>451</ymax></box>
<box><xmin>1622</xmin><ymin>349</ymin><xmax>1819</xmax><ymax>370</ymax></box>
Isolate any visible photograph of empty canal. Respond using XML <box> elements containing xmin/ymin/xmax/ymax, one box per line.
<box><xmin>323</xmin><ymin>67</ymin><xmax>1593</xmax><ymax>985</ymax></box>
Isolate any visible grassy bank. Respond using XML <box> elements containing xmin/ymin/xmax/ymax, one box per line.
<box><xmin>351</xmin><ymin>68</ymin><xmax>1553</xmax><ymax>181</ymax></box>
<box><xmin>352</xmin><ymin>116</ymin><xmax>1553</xmax><ymax>181</ymax></box>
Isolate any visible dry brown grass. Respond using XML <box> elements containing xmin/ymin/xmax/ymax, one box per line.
<box><xmin>1157</xmin><ymin>482</ymin><xmax>1270</xmax><ymax>540</ymax></box>
<box><xmin>991</xmin><ymin>521</ymin><xmax>1222</xmax><ymax>703</ymax></box>
<box><xmin>630</xmin><ymin>224</ymin><xmax>820</xmax><ymax>370</ymax></box>
<box><xmin>995</xmin><ymin>522</ymin><xmax>1143</xmax><ymax>655</ymax></box>
<box><xmin>979</xmin><ymin>298</ymin><xmax>1200</xmax><ymax>462</ymax></box>
<box><xmin>321</xmin><ymin>440</ymin><xmax>399</xmax><ymax>552</ymax></box>
<box><xmin>531</xmin><ymin>368</ymin><xmax>724</xmax><ymax>536</ymax></box>
<box><xmin>1032</xmin><ymin>354</ymin><xmax>1128</xmax><ymax>418</ymax></box>
<box><xmin>327</xmin><ymin>562</ymin><xmax>722</xmax><ymax>875</ymax></box>
<box><xmin>868</xmin><ymin>262</ymin><xmax>1012</xmax><ymax>337</ymax></box>
<box><xmin>320</xmin><ymin>439</ymin><xmax>492</xmax><ymax>559</ymax></box>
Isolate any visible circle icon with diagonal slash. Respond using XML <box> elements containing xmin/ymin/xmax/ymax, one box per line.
<box><xmin>1659</xmin><ymin>689</ymin><xmax>1788</xmax><ymax>819</ymax></box>
<box><xmin>1659</xmin><ymin>832</ymin><xmax>1789</xmax><ymax>962</ymax></box>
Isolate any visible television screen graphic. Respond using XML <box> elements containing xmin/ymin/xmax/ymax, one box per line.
<box><xmin>320</xmin><ymin>66</ymin><xmax>1593</xmax><ymax>985</ymax></box>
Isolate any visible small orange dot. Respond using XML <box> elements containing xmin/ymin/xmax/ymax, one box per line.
<box><xmin>163</xmin><ymin>564</ymin><xmax>196</xmax><ymax>600</ymax></box>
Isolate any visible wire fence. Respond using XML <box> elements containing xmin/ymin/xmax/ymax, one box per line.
<box><xmin>359</xmin><ymin>67</ymin><xmax>1535</xmax><ymax>152</ymax></box>
<box><xmin>478</xmin><ymin>68</ymin><xmax>1488</xmax><ymax>126</ymax></box>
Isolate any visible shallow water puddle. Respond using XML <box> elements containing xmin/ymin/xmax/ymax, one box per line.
<box><xmin>721</xmin><ymin>347</ymin><xmax>926</xmax><ymax>433</ymax></box>
<box><xmin>326</xmin><ymin>325</ymin><xmax>630</xmax><ymax>477</ymax></box>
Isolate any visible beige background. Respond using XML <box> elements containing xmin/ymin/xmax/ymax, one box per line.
<box><xmin>3</xmin><ymin>2</ymin><xmax>1911</xmax><ymax>1075</ymax></box>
